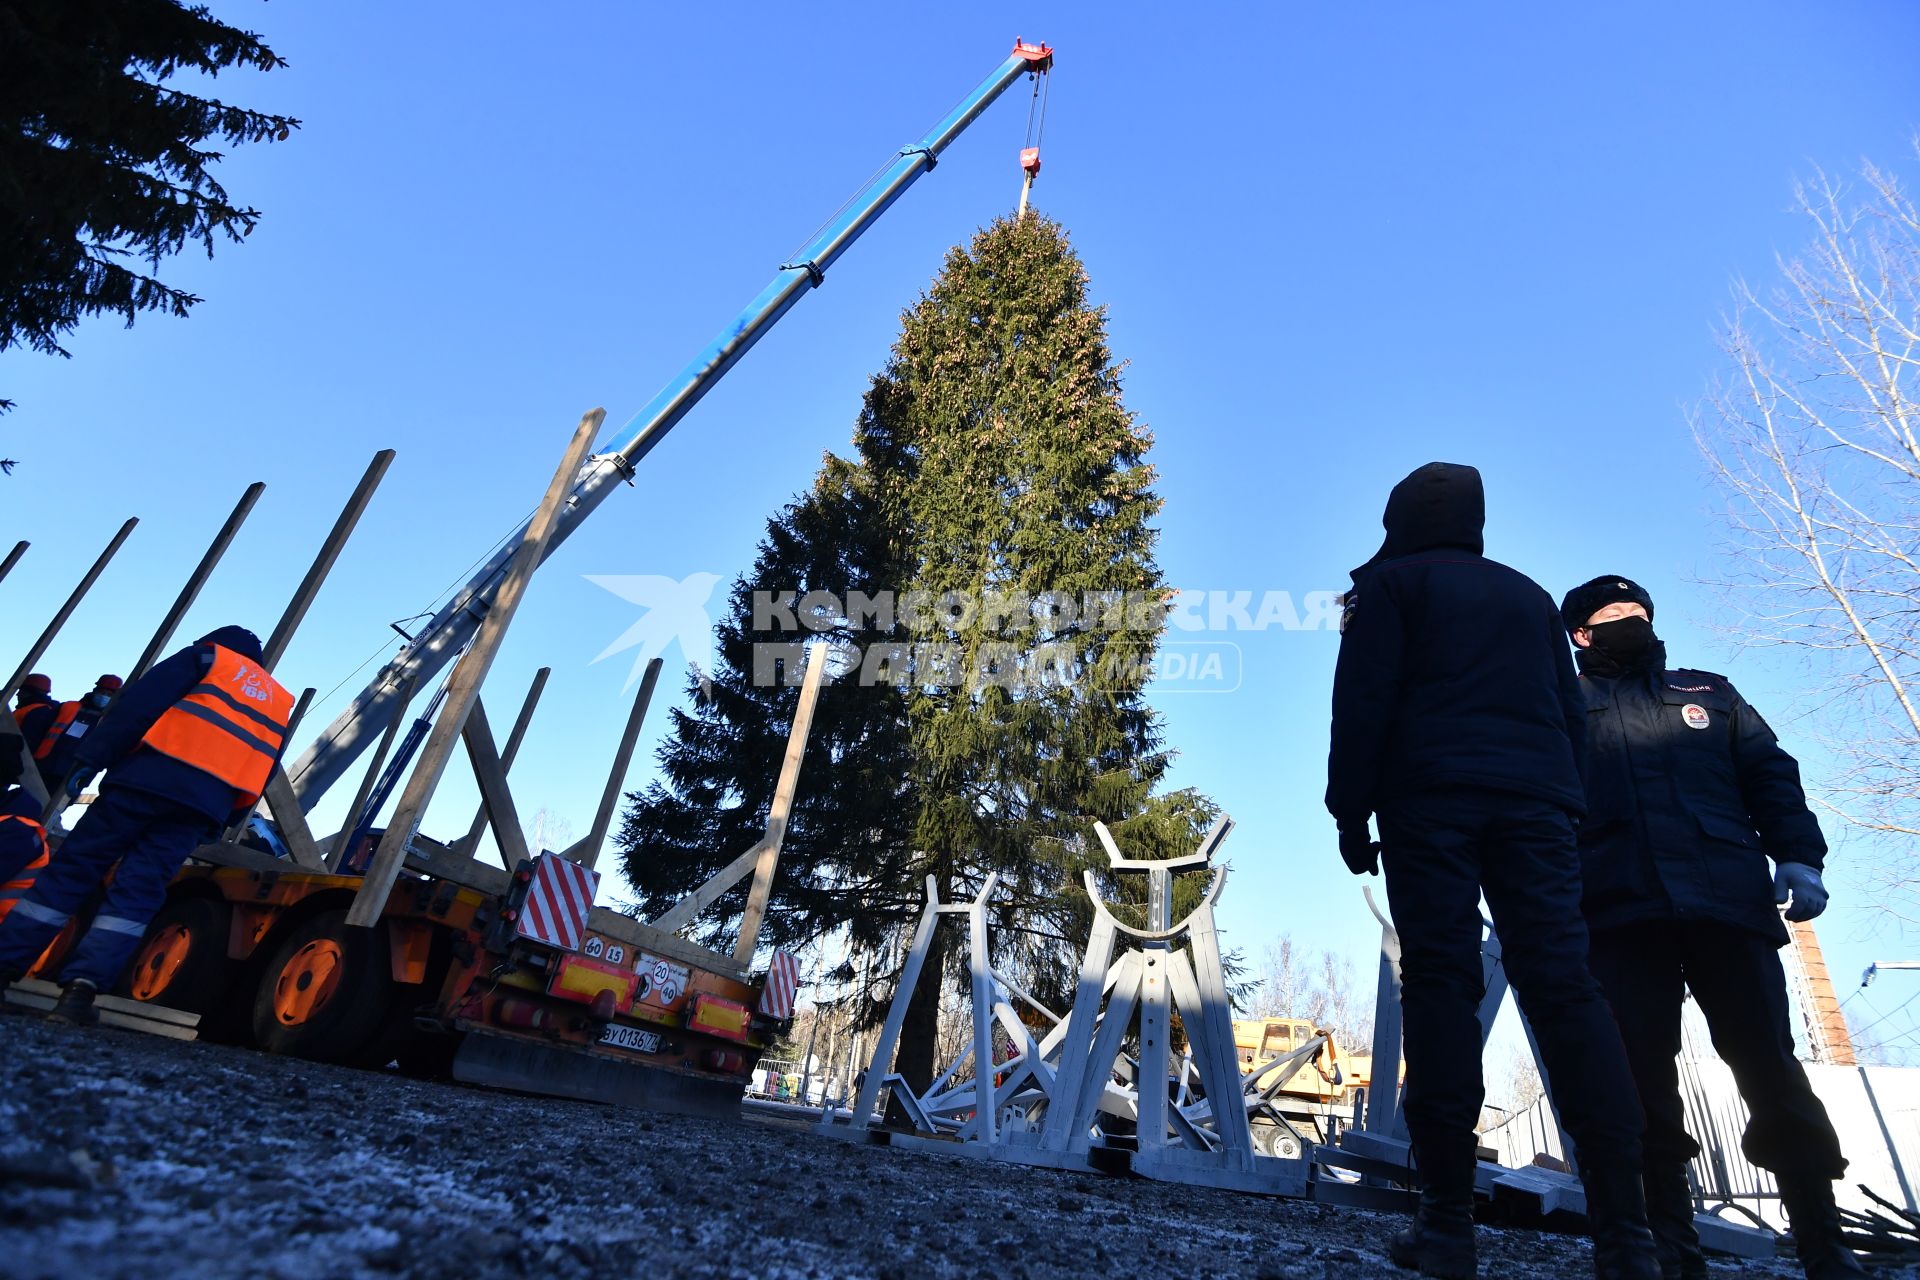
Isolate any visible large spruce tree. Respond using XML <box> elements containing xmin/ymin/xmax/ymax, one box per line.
<box><xmin>0</xmin><ymin>0</ymin><xmax>299</xmax><ymax>411</ymax></box>
<box><xmin>619</xmin><ymin>214</ymin><xmax>1196</xmax><ymax>1090</ymax></box>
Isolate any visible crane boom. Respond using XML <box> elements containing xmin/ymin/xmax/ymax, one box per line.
<box><xmin>288</xmin><ymin>40</ymin><xmax>1054</xmax><ymax>809</ymax></box>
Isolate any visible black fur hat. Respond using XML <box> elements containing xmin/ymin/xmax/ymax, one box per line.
<box><xmin>1559</xmin><ymin>576</ymin><xmax>1654</xmax><ymax>636</ymax></box>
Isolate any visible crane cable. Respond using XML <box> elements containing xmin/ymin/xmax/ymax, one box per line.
<box><xmin>1022</xmin><ymin>61</ymin><xmax>1051</xmax><ymax>154</ymax></box>
<box><xmin>1017</xmin><ymin>62</ymin><xmax>1051</xmax><ymax>217</ymax></box>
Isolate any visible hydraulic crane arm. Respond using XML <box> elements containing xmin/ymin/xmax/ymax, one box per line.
<box><xmin>287</xmin><ymin>40</ymin><xmax>1055</xmax><ymax>810</ymax></box>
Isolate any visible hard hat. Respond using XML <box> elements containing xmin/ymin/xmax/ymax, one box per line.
<box><xmin>21</xmin><ymin>673</ymin><xmax>51</xmax><ymax>695</ymax></box>
<box><xmin>95</xmin><ymin>674</ymin><xmax>123</xmax><ymax>692</ymax></box>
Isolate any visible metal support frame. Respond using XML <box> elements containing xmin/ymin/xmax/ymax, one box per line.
<box><xmin>843</xmin><ymin>876</ymin><xmax>944</xmax><ymax>1131</ymax></box>
<box><xmin>1360</xmin><ymin>884</ymin><xmax>1406</xmax><ymax>1139</ymax></box>
<box><xmin>346</xmin><ymin>413</ymin><xmax>599</xmax><ymax>928</ymax></box>
<box><xmin>823</xmin><ymin>814</ymin><xmax>1302</xmax><ymax>1195</ymax></box>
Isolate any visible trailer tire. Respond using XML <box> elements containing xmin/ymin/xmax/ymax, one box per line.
<box><xmin>115</xmin><ymin>896</ymin><xmax>234</xmax><ymax>1017</ymax></box>
<box><xmin>252</xmin><ymin>909</ymin><xmax>391</xmax><ymax>1062</ymax></box>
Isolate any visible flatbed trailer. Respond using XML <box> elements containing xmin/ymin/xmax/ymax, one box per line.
<box><xmin>107</xmin><ymin>837</ymin><xmax>777</xmax><ymax>1115</ymax></box>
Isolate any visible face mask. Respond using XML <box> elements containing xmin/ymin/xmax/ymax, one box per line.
<box><xmin>86</xmin><ymin>693</ymin><xmax>111</xmax><ymax>710</ymax></box>
<box><xmin>1586</xmin><ymin>615</ymin><xmax>1656</xmax><ymax>666</ymax></box>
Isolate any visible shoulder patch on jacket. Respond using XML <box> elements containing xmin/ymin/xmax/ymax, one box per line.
<box><xmin>1338</xmin><ymin>591</ymin><xmax>1358</xmax><ymax>634</ymax></box>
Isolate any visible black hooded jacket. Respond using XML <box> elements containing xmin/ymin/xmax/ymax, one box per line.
<box><xmin>78</xmin><ymin>625</ymin><xmax>272</xmax><ymax>825</ymax></box>
<box><xmin>1326</xmin><ymin>463</ymin><xmax>1585</xmax><ymax>823</ymax></box>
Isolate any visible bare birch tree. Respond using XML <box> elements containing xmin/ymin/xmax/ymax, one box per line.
<box><xmin>1697</xmin><ymin>143</ymin><xmax>1920</xmax><ymax>912</ymax></box>
<box><xmin>1250</xmin><ymin>932</ymin><xmax>1375</xmax><ymax>1050</ymax></box>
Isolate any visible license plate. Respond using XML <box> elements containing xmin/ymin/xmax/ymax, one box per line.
<box><xmin>599</xmin><ymin>1024</ymin><xmax>661</xmax><ymax>1054</ymax></box>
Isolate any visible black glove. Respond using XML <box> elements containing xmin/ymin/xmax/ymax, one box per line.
<box><xmin>1338</xmin><ymin>822</ymin><xmax>1380</xmax><ymax>877</ymax></box>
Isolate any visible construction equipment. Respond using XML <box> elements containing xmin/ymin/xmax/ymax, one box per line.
<box><xmin>283</xmin><ymin>38</ymin><xmax>1056</xmax><ymax>813</ymax></box>
<box><xmin>1232</xmin><ymin>1016</ymin><xmax>1373</xmax><ymax>1155</ymax></box>
<box><xmin>15</xmin><ymin>40</ymin><xmax>1058</xmax><ymax>1118</ymax></box>
<box><xmin>25</xmin><ymin>441</ymin><xmax>829</xmax><ymax>1116</ymax></box>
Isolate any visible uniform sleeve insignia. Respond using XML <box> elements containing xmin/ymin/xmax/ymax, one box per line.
<box><xmin>1339</xmin><ymin>591</ymin><xmax>1358</xmax><ymax>635</ymax></box>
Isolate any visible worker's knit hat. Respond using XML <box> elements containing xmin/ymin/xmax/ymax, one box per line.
<box><xmin>1559</xmin><ymin>576</ymin><xmax>1654</xmax><ymax>636</ymax></box>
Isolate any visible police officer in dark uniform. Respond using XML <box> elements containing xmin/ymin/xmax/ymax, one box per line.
<box><xmin>1329</xmin><ymin>463</ymin><xmax>1659</xmax><ymax>1280</ymax></box>
<box><xmin>1560</xmin><ymin>577</ymin><xmax>1865</xmax><ymax>1280</ymax></box>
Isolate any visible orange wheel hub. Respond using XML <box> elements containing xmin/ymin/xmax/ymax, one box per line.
<box><xmin>129</xmin><ymin>924</ymin><xmax>193</xmax><ymax>1002</ymax></box>
<box><xmin>273</xmin><ymin>938</ymin><xmax>344</xmax><ymax>1027</ymax></box>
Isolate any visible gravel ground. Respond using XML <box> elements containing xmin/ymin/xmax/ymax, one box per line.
<box><xmin>0</xmin><ymin>1015</ymin><xmax>1878</xmax><ymax>1280</ymax></box>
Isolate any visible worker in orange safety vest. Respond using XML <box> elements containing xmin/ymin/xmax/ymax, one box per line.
<box><xmin>0</xmin><ymin>628</ymin><xmax>292</xmax><ymax>1024</ymax></box>
<box><xmin>33</xmin><ymin>673</ymin><xmax>125</xmax><ymax>793</ymax></box>
<box><xmin>0</xmin><ymin>788</ymin><xmax>50</xmax><ymax>923</ymax></box>
<box><xmin>11</xmin><ymin>673</ymin><xmax>57</xmax><ymax>750</ymax></box>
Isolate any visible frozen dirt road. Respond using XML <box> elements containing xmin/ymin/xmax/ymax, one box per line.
<box><xmin>0</xmin><ymin>1016</ymin><xmax>1859</xmax><ymax>1280</ymax></box>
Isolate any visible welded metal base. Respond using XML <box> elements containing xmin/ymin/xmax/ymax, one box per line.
<box><xmin>452</xmin><ymin>1030</ymin><xmax>745</xmax><ymax>1119</ymax></box>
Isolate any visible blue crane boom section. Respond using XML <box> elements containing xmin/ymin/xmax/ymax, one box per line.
<box><xmin>287</xmin><ymin>41</ymin><xmax>1053</xmax><ymax>810</ymax></box>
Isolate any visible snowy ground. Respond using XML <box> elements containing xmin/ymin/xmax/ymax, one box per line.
<box><xmin>0</xmin><ymin>1015</ymin><xmax>1865</xmax><ymax>1280</ymax></box>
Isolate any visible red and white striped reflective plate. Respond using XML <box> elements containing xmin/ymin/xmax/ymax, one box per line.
<box><xmin>515</xmin><ymin>853</ymin><xmax>600</xmax><ymax>952</ymax></box>
<box><xmin>758</xmin><ymin>949</ymin><xmax>800</xmax><ymax>1019</ymax></box>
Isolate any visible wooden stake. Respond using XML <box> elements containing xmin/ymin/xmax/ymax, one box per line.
<box><xmin>452</xmin><ymin>667</ymin><xmax>550</xmax><ymax>859</ymax></box>
<box><xmin>129</xmin><ymin>482</ymin><xmax>265</xmax><ymax>682</ymax></box>
<box><xmin>733</xmin><ymin>644</ymin><xmax>828</xmax><ymax>963</ymax></box>
<box><xmin>563</xmin><ymin>657</ymin><xmax>662</xmax><ymax>870</ymax></box>
<box><xmin>326</xmin><ymin>673</ymin><xmax>418</xmax><ymax>870</ymax></box>
<box><xmin>460</xmin><ymin>698</ymin><xmax>533</xmax><ymax>871</ymax></box>
<box><xmin>346</xmin><ymin>413</ymin><xmax>600</xmax><ymax>928</ymax></box>
<box><xmin>263</xmin><ymin>450</ymin><xmax>394</xmax><ymax>670</ymax></box>
<box><xmin>0</xmin><ymin>541</ymin><xmax>26</xmax><ymax>590</ymax></box>
<box><xmin>653</xmin><ymin>648</ymin><xmax>827</xmax><ymax>937</ymax></box>
<box><xmin>3</xmin><ymin>517</ymin><xmax>137</xmax><ymax>703</ymax></box>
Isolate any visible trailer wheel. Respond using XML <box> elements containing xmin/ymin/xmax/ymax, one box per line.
<box><xmin>116</xmin><ymin>896</ymin><xmax>234</xmax><ymax>1016</ymax></box>
<box><xmin>252</xmin><ymin>909</ymin><xmax>390</xmax><ymax>1062</ymax></box>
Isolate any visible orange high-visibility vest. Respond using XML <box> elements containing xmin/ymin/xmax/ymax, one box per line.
<box><xmin>138</xmin><ymin>645</ymin><xmax>294</xmax><ymax>806</ymax></box>
<box><xmin>31</xmin><ymin>700</ymin><xmax>83</xmax><ymax>760</ymax></box>
<box><xmin>0</xmin><ymin>814</ymin><xmax>49</xmax><ymax>924</ymax></box>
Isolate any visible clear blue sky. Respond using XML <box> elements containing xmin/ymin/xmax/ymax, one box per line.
<box><xmin>5</xmin><ymin>2</ymin><xmax>1919</xmax><ymax>1080</ymax></box>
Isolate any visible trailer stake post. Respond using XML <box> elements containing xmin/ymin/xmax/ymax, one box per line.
<box><xmin>130</xmin><ymin>481</ymin><xmax>265</xmax><ymax>682</ymax></box>
<box><xmin>3</xmin><ymin>516</ymin><xmax>137</xmax><ymax>705</ymax></box>
<box><xmin>347</xmin><ymin>413</ymin><xmax>599</xmax><ymax>928</ymax></box>
<box><xmin>733</xmin><ymin>643</ymin><xmax>828</xmax><ymax>962</ymax></box>
<box><xmin>0</xmin><ymin>541</ymin><xmax>26</xmax><ymax>589</ymax></box>
<box><xmin>453</xmin><ymin>666</ymin><xmax>549</xmax><ymax>859</ymax></box>
<box><xmin>263</xmin><ymin>450</ymin><xmax>394</xmax><ymax>670</ymax></box>
<box><xmin>563</xmin><ymin>657</ymin><xmax>661</xmax><ymax>870</ymax></box>
<box><xmin>327</xmin><ymin>674</ymin><xmax>419</xmax><ymax>870</ymax></box>
<box><xmin>460</xmin><ymin>697</ymin><xmax>533</xmax><ymax>870</ymax></box>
